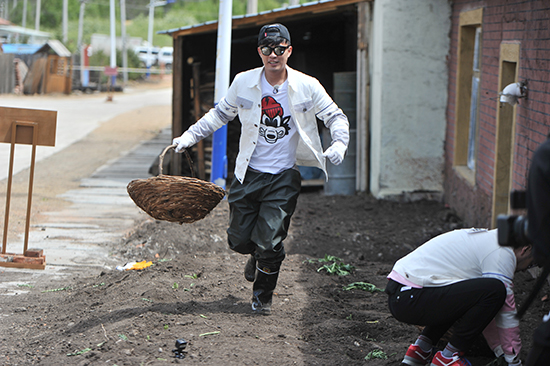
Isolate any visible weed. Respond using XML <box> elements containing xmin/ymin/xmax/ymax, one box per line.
<box><xmin>317</xmin><ymin>261</ymin><xmax>355</xmax><ymax>276</ymax></box>
<box><xmin>365</xmin><ymin>349</ymin><xmax>388</xmax><ymax>360</ymax></box>
<box><xmin>306</xmin><ymin>254</ymin><xmax>355</xmax><ymax>276</ymax></box>
<box><xmin>42</xmin><ymin>286</ymin><xmax>71</xmax><ymax>293</ymax></box>
<box><xmin>343</xmin><ymin>282</ymin><xmax>384</xmax><ymax>292</ymax></box>
<box><xmin>67</xmin><ymin>348</ymin><xmax>92</xmax><ymax>356</ymax></box>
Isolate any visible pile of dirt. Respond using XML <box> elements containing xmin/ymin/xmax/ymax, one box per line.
<box><xmin>1</xmin><ymin>189</ymin><xmax>548</xmax><ymax>365</ymax></box>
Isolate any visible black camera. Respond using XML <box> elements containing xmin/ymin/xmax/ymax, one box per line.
<box><xmin>497</xmin><ymin>190</ymin><xmax>530</xmax><ymax>248</ymax></box>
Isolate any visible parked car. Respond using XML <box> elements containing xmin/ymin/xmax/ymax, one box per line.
<box><xmin>158</xmin><ymin>47</ymin><xmax>173</xmax><ymax>70</ymax></box>
<box><xmin>134</xmin><ymin>46</ymin><xmax>160</xmax><ymax>67</ymax></box>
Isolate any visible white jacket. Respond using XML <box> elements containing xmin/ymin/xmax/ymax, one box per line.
<box><xmin>181</xmin><ymin>66</ymin><xmax>349</xmax><ymax>183</ymax></box>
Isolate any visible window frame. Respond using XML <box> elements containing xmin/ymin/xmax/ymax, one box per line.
<box><xmin>453</xmin><ymin>8</ymin><xmax>484</xmax><ymax>185</ymax></box>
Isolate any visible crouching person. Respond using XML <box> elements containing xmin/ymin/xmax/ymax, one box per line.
<box><xmin>385</xmin><ymin>228</ymin><xmax>533</xmax><ymax>366</ymax></box>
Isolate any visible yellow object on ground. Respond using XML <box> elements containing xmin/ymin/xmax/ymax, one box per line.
<box><xmin>129</xmin><ymin>260</ymin><xmax>153</xmax><ymax>270</ymax></box>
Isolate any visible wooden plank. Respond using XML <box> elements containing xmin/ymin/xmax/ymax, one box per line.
<box><xmin>500</xmin><ymin>42</ymin><xmax>520</xmax><ymax>62</ymax></box>
<box><xmin>172</xmin><ymin>37</ymin><xmax>184</xmax><ymax>176</ymax></box>
<box><xmin>453</xmin><ymin>8</ymin><xmax>484</xmax><ymax>167</ymax></box>
<box><xmin>490</xmin><ymin>44</ymin><xmax>520</xmax><ymax>228</ymax></box>
<box><xmin>47</xmin><ymin>56</ymin><xmax>71</xmax><ymax>95</ymax></box>
<box><xmin>0</xmin><ymin>107</ymin><xmax>57</xmax><ymax>146</ymax></box>
<box><xmin>356</xmin><ymin>1</ymin><xmax>370</xmax><ymax>192</ymax></box>
<box><xmin>459</xmin><ymin>7</ymin><xmax>483</xmax><ymax>26</ymax></box>
<box><xmin>192</xmin><ymin>63</ymin><xmax>206</xmax><ymax>180</ymax></box>
<box><xmin>0</xmin><ymin>54</ymin><xmax>15</xmax><ymax>94</ymax></box>
<box><xmin>453</xmin><ymin>25</ymin><xmax>476</xmax><ymax>166</ymax></box>
<box><xmin>0</xmin><ymin>262</ymin><xmax>46</xmax><ymax>270</ymax></box>
<box><xmin>23</xmin><ymin>57</ymin><xmax>47</xmax><ymax>94</ymax></box>
<box><xmin>25</xmin><ymin>249</ymin><xmax>44</xmax><ymax>257</ymax></box>
<box><xmin>0</xmin><ymin>253</ymin><xmax>46</xmax><ymax>270</ymax></box>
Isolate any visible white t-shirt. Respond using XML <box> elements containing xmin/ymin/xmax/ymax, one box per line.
<box><xmin>248</xmin><ymin>73</ymin><xmax>299</xmax><ymax>174</ymax></box>
<box><xmin>389</xmin><ymin>228</ymin><xmax>516</xmax><ymax>288</ymax></box>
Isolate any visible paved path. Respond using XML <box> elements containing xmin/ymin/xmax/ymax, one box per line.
<box><xmin>26</xmin><ymin>127</ymin><xmax>172</xmax><ymax>267</ymax></box>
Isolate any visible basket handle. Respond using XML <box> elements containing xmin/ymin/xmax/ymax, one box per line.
<box><xmin>159</xmin><ymin>144</ymin><xmax>195</xmax><ymax>177</ymax></box>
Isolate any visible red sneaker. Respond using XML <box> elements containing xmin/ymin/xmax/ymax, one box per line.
<box><xmin>402</xmin><ymin>344</ymin><xmax>433</xmax><ymax>366</ymax></box>
<box><xmin>430</xmin><ymin>351</ymin><xmax>472</xmax><ymax>366</ymax></box>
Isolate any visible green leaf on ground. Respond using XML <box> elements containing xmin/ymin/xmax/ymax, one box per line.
<box><xmin>365</xmin><ymin>349</ymin><xmax>388</xmax><ymax>360</ymax></box>
<box><xmin>42</xmin><ymin>286</ymin><xmax>72</xmax><ymax>293</ymax></box>
<box><xmin>343</xmin><ymin>282</ymin><xmax>384</xmax><ymax>292</ymax></box>
<box><xmin>67</xmin><ymin>348</ymin><xmax>92</xmax><ymax>356</ymax></box>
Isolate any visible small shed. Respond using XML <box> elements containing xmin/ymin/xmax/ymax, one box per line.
<box><xmin>1</xmin><ymin>40</ymin><xmax>72</xmax><ymax>95</ymax></box>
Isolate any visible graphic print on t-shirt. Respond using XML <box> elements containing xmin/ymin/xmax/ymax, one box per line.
<box><xmin>260</xmin><ymin>95</ymin><xmax>291</xmax><ymax>144</ymax></box>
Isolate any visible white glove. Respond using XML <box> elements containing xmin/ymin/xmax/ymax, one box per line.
<box><xmin>172</xmin><ymin>132</ymin><xmax>194</xmax><ymax>153</ymax></box>
<box><xmin>323</xmin><ymin>141</ymin><xmax>347</xmax><ymax>165</ymax></box>
<box><xmin>504</xmin><ymin>353</ymin><xmax>521</xmax><ymax>366</ymax></box>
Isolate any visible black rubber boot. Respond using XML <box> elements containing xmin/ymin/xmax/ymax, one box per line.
<box><xmin>251</xmin><ymin>268</ymin><xmax>279</xmax><ymax>315</ymax></box>
<box><xmin>244</xmin><ymin>254</ymin><xmax>257</xmax><ymax>282</ymax></box>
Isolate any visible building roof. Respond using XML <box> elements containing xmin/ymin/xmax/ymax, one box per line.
<box><xmin>2</xmin><ymin>40</ymin><xmax>71</xmax><ymax>56</ymax></box>
<box><xmin>158</xmin><ymin>0</ymin><xmax>366</xmax><ymax>37</ymax></box>
<box><xmin>1</xmin><ymin>43</ymin><xmax>41</xmax><ymax>54</ymax></box>
<box><xmin>38</xmin><ymin>39</ymin><xmax>71</xmax><ymax>57</ymax></box>
<box><xmin>0</xmin><ymin>25</ymin><xmax>51</xmax><ymax>39</ymax></box>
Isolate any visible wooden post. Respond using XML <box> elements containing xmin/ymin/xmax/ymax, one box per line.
<box><xmin>3</xmin><ymin>122</ymin><xmax>38</xmax><ymax>255</ymax></box>
<box><xmin>0</xmin><ymin>107</ymin><xmax>57</xmax><ymax>269</ymax></box>
<box><xmin>192</xmin><ymin>62</ymin><xmax>206</xmax><ymax>180</ymax></box>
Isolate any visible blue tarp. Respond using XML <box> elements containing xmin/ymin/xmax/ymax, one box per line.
<box><xmin>2</xmin><ymin>44</ymin><xmax>42</xmax><ymax>55</ymax></box>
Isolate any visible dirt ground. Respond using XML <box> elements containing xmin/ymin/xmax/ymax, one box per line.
<box><xmin>1</xmin><ymin>79</ymin><xmax>549</xmax><ymax>366</ymax></box>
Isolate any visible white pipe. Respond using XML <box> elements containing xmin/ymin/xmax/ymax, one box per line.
<box><xmin>109</xmin><ymin>0</ymin><xmax>116</xmax><ymax>68</ymax></box>
<box><xmin>214</xmin><ymin>0</ymin><xmax>232</xmax><ymax>102</ymax></box>
<box><xmin>62</xmin><ymin>0</ymin><xmax>68</xmax><ymax>43</ymax></box>
<box><xmin>34</xmin><ymin>0</ymin><xmax>40</xmax><ymax>30</ymax></box>
<box><xmin>210</xmin><ymin>0</ymin><xmax>233</xmax><ymax>188</ymax></box>
<box><xmin>120</xmin><ymin>0</ymin><xmax>128</xmax><ymax>85</ymax></box>
<box><xmin>22</xmin><ymin>0</ymin><xmax>27</xmax><ymax>28</ymax></box>
<box><xmin>77</xmin><ymin>0</ymin><xmax>85</xmax><ymax>51</ymax></box>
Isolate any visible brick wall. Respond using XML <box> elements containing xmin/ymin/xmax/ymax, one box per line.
<box><xmin>445</xmin><ymin>0</ymin><xmax>550</xmax><ymax>227</ymax></box>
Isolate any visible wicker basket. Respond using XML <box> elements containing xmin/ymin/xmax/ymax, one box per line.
<box><xmin>127</xmin><ymin>145</ymin><xmax>226</xmax><ymax>224</ymax></box>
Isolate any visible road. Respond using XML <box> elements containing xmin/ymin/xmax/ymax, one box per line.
<box><xmin>0</xmin><ymin>85</ymin><xmax>172</xmax><ymax>181</ymax></box>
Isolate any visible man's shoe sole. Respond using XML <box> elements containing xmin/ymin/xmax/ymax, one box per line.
<box><xmin>244</xmin><ymin>255</ymin><xmax>256</xmax><ymax>282</ymax></box>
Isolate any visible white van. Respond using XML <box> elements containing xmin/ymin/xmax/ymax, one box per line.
<box><xmin>158</xmin><ymin>47</ymin><xmax>173</xmax><ymax>70</ymax></box>
<box><xmin>134</xmin><ymin>46</ymin><xmax>160</xmax><ymax>67</ymax></box>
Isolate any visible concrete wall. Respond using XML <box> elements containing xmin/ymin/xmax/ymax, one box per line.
<box><xmin>370</xmin><ymin>0</ymin><xmax>451</xmax><ymax>199</ymax></box>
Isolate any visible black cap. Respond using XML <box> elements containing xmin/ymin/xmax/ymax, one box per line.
<box><xmin>258</xmin><ymin>24</ymin><xmax>291</xmax><ymax>45</ymax></box>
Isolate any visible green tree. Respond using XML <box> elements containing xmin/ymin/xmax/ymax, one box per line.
<box><xmin>7</xmin><ymin>0</ymin><xmax>303</xmax><ymax>52</ymax></box>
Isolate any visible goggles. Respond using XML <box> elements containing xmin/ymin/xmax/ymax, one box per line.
<box><xmin>260</xmin><ymin>45</ymin><xmax>289</xmax><ymax>56</ymax></box>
